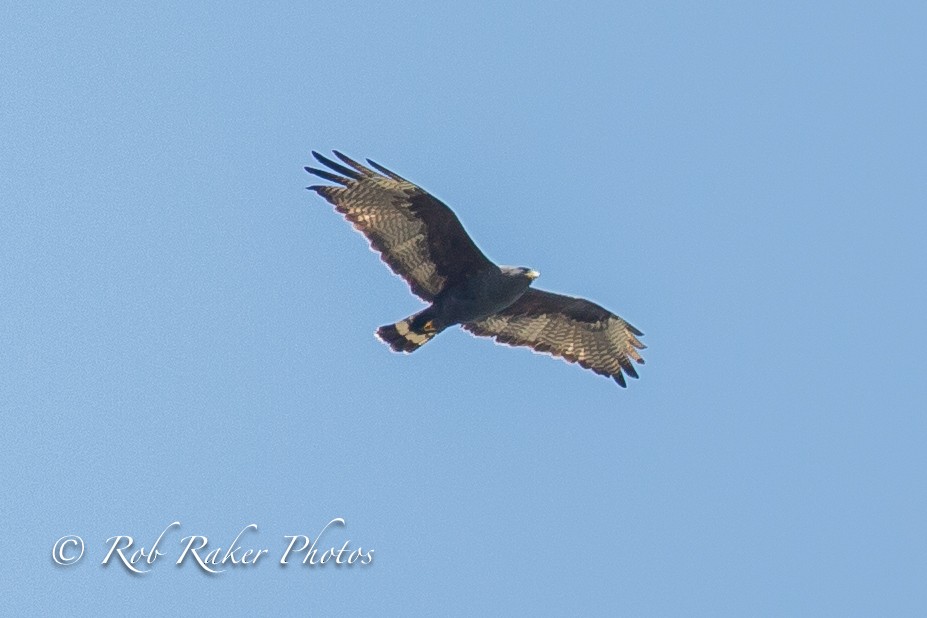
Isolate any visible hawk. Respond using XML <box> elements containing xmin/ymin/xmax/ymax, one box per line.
<box><xmin>305</xmin><ymin>151</ymin><xmax>646</xmax><ymax>386</ymax></box>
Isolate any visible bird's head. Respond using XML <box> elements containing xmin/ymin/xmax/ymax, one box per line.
<box><xmin>501</xmin><ymin>265</ymin><xmax>540</xmax><ymax>282</ymax></box>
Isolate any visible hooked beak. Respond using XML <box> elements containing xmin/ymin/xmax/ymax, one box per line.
<box><xmin>526</xmin><ymin>269</ymin><xmax>540</xmax><ymax>280</ymax></box>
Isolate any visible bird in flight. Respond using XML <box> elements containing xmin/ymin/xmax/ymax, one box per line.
<box><xmin>305</xmin><ymin>151</ymin><xmax>646</xmax><ymax>386</ymax></box>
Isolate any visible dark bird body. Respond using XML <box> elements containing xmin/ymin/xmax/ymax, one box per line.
<box><xmin>305</xmin><ymin>151</ymin><xmax>646</xmax><ymax>386</ymax></box>
<box><xmin>378</xmin><ymin>265</ymin><xmax>537</xmax><ymax>352</ymax></box>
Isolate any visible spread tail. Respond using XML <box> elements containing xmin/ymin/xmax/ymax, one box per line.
<box><xmin>376</xmin><ymin>317</ymin><xmax>437</xmax><ymax>353</ymax></box>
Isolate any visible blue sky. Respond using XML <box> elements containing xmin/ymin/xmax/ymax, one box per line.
<box><xmin>2</xmin><ymin>1</ymin><xmax>925</xmax><ymax>614</ymax></box>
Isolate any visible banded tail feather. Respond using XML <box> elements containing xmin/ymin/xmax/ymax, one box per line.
<box><xmin>376</xmin><ymin>318</ymin><xmax>437</xmax><ymax>353</ymax></box>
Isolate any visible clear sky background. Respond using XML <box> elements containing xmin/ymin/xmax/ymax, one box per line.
<box><xmin>2</xmin><ymin>1</ymin><xmax>926</xmax><ymax>615</ymax></box>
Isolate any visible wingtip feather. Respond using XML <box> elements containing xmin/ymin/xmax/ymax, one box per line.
<box><xmin>366</xmin><ymin>158</ymin><xmax>407</xmax><ymax>181</ymax></box>
<box><xmin>333</xmin><ymin>151</ymin><xmax>375</xmax><ymax>176</ymax></box>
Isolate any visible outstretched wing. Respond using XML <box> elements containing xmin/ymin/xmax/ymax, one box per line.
<box><xmin>462</xmin><ymin>288</ymin><xmax>646</xmax><ymax>387</ymax></box>
<box><xmin>306</xmin><ymin>151</ymin><xmax>496</xmax><ymax>301</ymax></box>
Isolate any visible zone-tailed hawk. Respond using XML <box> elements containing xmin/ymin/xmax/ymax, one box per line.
<box><xmin>305</xmin><ymin>151</ymin><xmax>646</xmax><ymax>387</ymax></box>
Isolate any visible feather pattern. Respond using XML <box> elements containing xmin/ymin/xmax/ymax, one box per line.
<box><xmin>463</xmin><ymin>289</ymin><xmax>645</xmax><ymax>386</ymax></box>
<box><xmin>306</xmin><ymin>151</ymin><xmax>494</xmax><ymax>301</ymax></box>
